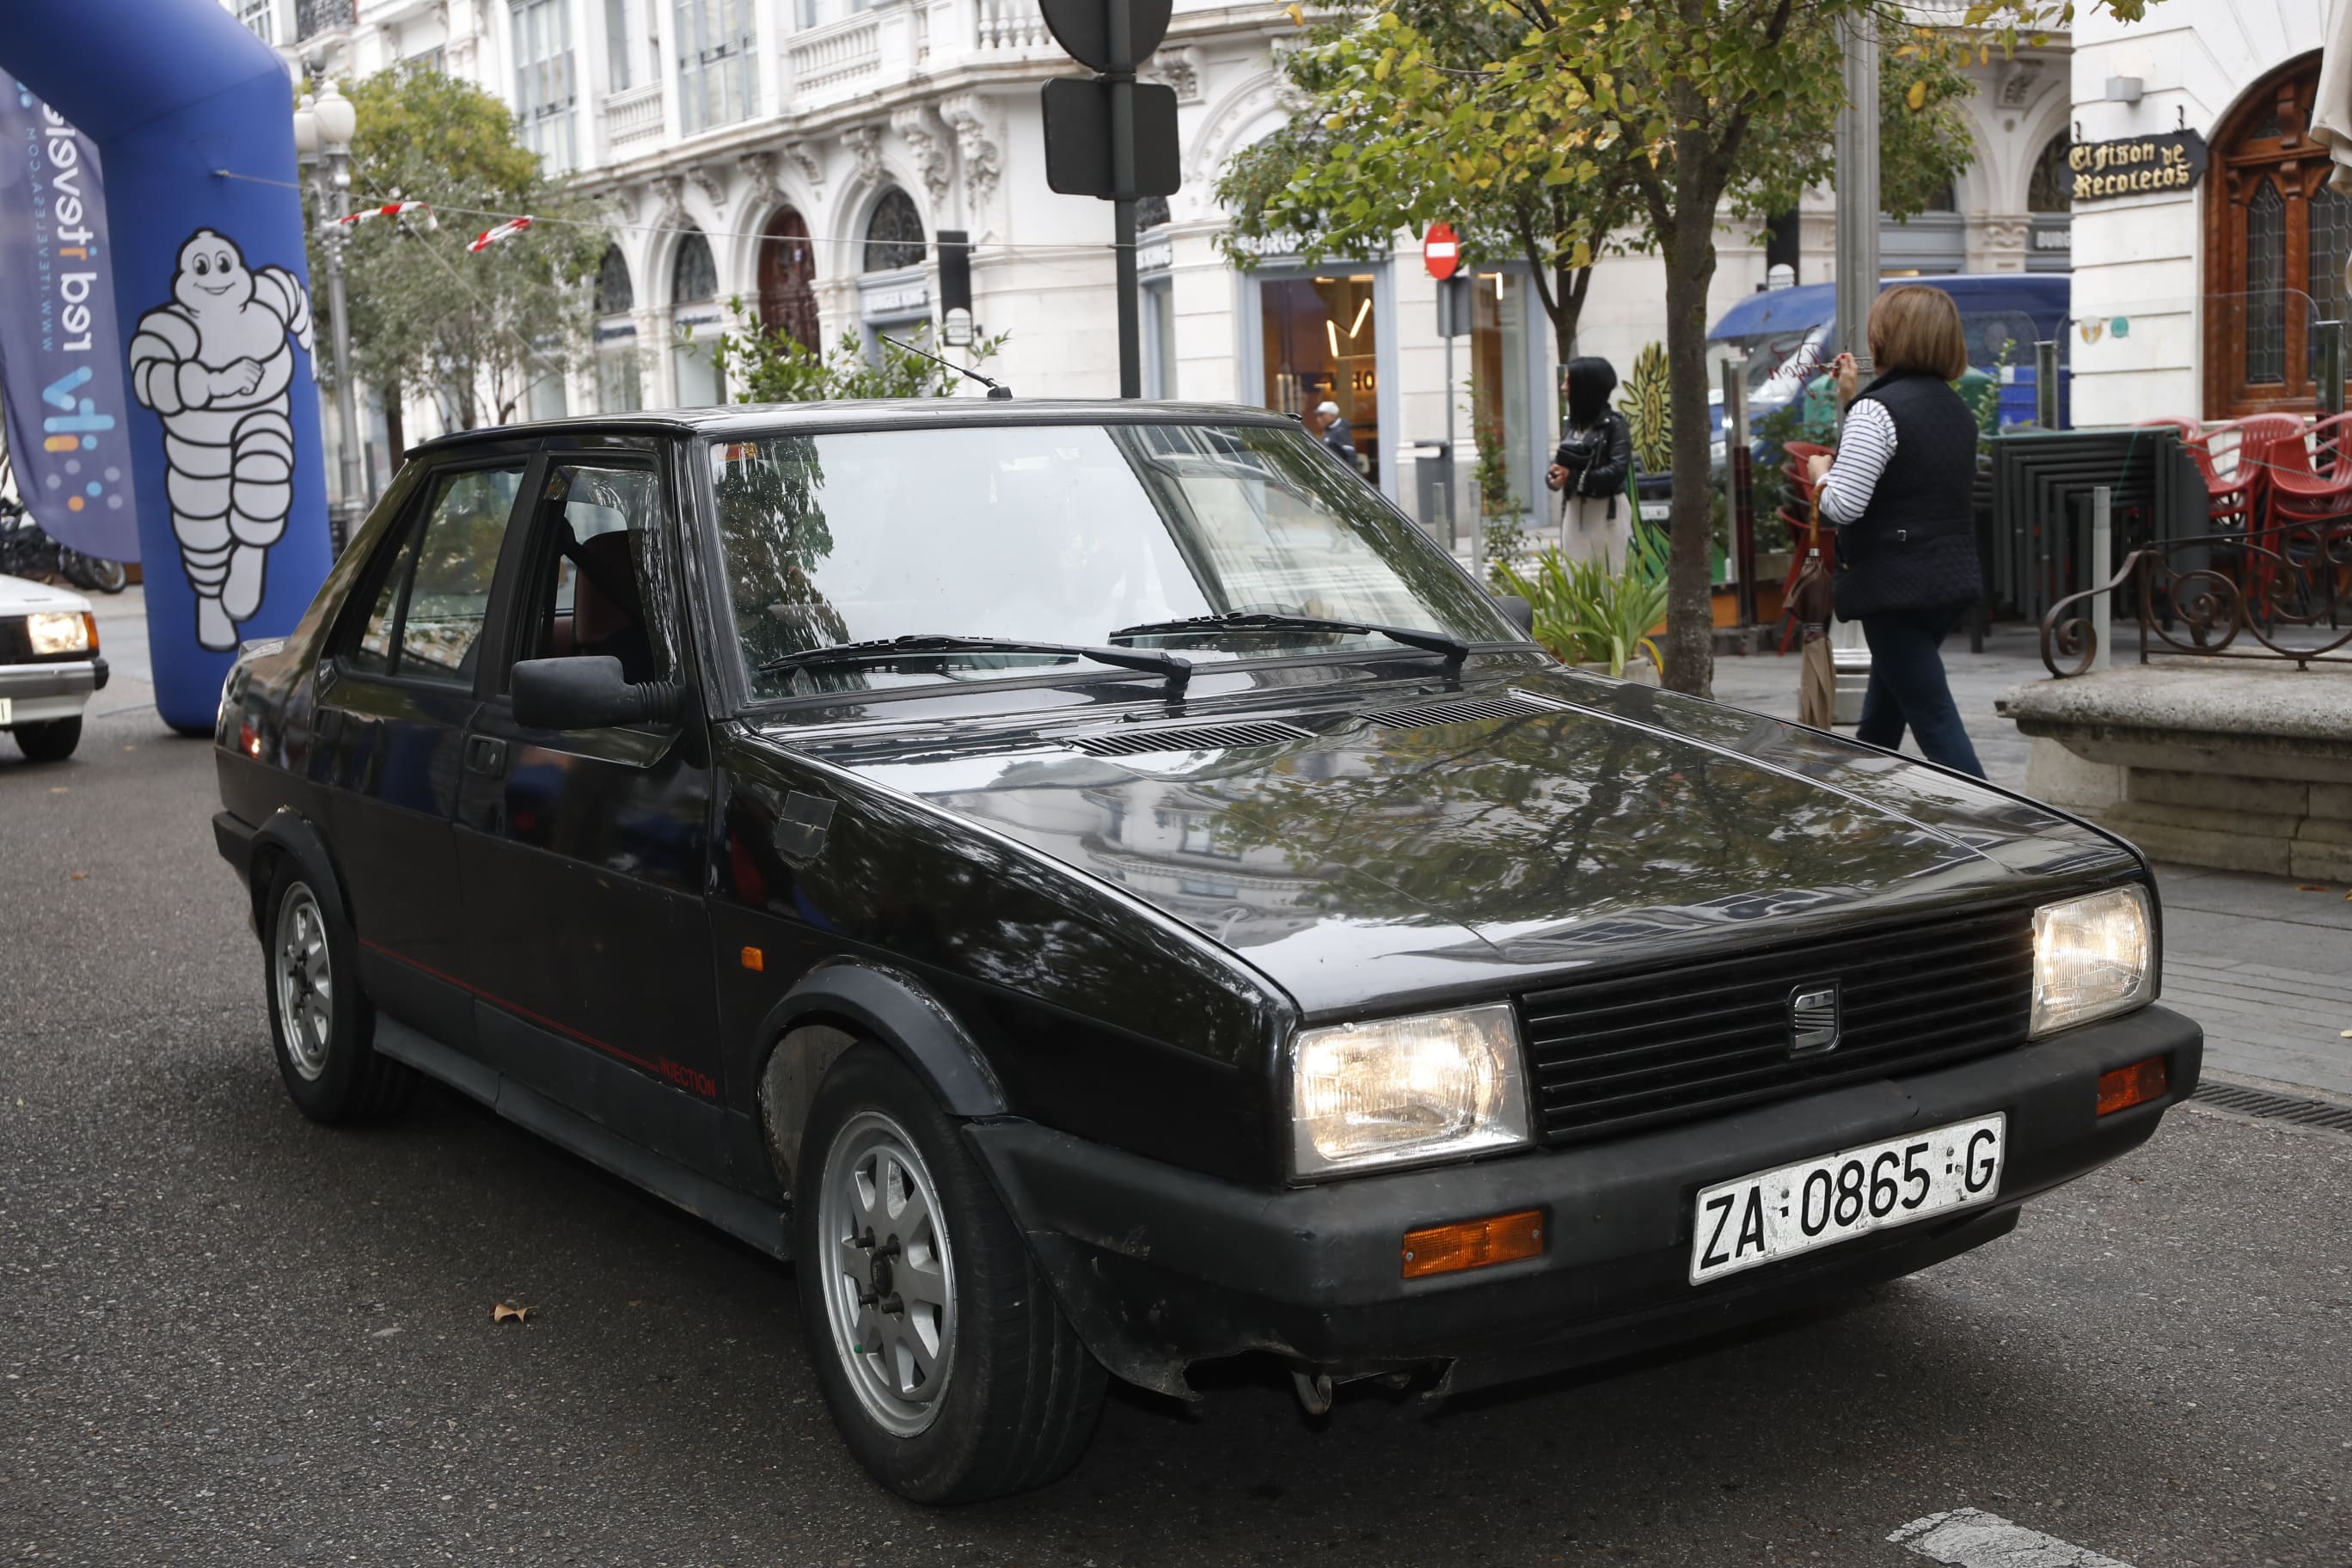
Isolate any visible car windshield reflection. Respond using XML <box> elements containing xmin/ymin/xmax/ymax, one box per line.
<box><xmin>707</xmin><ymin>420</ymin><xmax>1510</xmax><ymax>700</ymax></box>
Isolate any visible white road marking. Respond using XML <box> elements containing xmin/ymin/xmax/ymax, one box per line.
<box><xmin>1888</xmin><ymin>1509</ymin><xmax>2137</xmax><ymax>1568</ymax></box>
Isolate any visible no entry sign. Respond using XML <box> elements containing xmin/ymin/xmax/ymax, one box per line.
<box><xmin>1423</xmin><ymin>222</ymin><xmax>1461</xmax><ymax>280</ymax></box>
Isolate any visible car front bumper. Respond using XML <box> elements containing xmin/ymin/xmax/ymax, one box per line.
<box><xmin>965</xmin><ymin>1004</ymin><xmax>2202</xmax><ymax>1399</ymax></box>
<box><xmin>0</xmin><ymin>657</ymin><xmax>106</xmax><ymax>725</ymax></box>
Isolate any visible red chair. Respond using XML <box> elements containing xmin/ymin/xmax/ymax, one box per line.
<box><xmin>2142</xmin><ymin>417</ymin><xmax>2255</xmax><ymax>532</ymax></box>
<box><xmin>1776</xmin><ymin>441</ymin><xmax>1836</xmax><ymax>652</ymax></box>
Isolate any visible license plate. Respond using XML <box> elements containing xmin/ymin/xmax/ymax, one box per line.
<box><xmin>1689</xmin><ymin>1113</ymin><xmax>2006</xmax><ymax>1284</ymax></box>
<box><xmin>1638</xmin><ymin>500</ymin><xmax>1671</xmax><ymax>522</ymax></box>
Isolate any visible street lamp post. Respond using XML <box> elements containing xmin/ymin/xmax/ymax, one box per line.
<box><xmin>295</xmin><ymin>81</ymin><xmax>365</xmax><ymax>554</ymax></box>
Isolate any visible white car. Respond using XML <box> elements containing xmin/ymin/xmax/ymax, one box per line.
<box><xmin>0</xmin><ymin>573</ymin><xmax>106</xmax><ymax>762</ymax></box>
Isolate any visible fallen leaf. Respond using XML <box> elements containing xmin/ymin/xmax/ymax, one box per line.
<box><xmin>2296</xmin><ymin>885</ymin><xmax>2329</xmax><ymax>892</ymax></box>
<box><xmin>48</xmin><ymin>787</ymin><xmax>66</xmax><ymax>794</ymax></box>
<box><xmin>69</xmin><ymin>873</ymin><xmax>86</xmax><ymax>881</ymax></box>
<box><xmin>493</xmin><ymin>1302</ymin><xmax>534</xmax><ymax>1325</ymax></box>
<box><xmin>371</xmin><ymin>1326</ymin><xmax>401</xmax><ymax>1338</ymax></box>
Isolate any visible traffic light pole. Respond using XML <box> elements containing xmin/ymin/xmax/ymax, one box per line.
<box><xmin>1107</xmin><ymin>3</ymin><xmax>1141</xmax><ymax>397</ymax></box>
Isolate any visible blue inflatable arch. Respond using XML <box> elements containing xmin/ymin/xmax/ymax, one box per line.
<box><xmin>4</xmin><ymin>0</ymin><xmax>329</xmax><ymax>732</ymax></box>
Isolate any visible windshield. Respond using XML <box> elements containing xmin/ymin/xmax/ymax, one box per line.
<box><xmin>708</xmin><ymin>420</ymin><xmax>1511</xmax><ymax>699</ymax></box>
<box><xmin>1705</xmin><ymin>323</ymin><xmax>1830</xmax><ymax>408</ymax></box>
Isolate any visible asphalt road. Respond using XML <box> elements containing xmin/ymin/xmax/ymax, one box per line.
<box><xmin>4</xmin><ymin>700</ymin><xmax>2349</xmax><ymax>1568</ymax></box>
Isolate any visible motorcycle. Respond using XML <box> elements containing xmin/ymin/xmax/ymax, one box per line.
<box><xmin>0</xmin><ymin>499</ymin><xmax>127</xmax><ymax>592</ymax></box>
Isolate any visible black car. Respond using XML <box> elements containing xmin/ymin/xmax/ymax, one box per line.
<box><xmin>211</xmin><ymin>401</ymin><xmax>2201</xmax><ymax>1503</ymax></box>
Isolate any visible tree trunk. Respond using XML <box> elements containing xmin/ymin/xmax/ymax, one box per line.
<box><xmin>1657</xmin><ymin>199</ymin><xmax>1722</xmax><ymax>699</ymax></box>
<box><xmin>381</xmin><ymin>377</ymin><xmax>405</xmax><ymax>472</ymax></box>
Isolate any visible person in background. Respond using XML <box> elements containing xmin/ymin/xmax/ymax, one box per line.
<box><xmin>1805</xmin><ymin>285</ymin><xmax>1987</xmax><ymax>778</ymax></box>
<box><xmin>1312</xmin><ymin>400</ymin><xmax>1357</xmax><ymax>469</ymax></box>
<box><xmin>1546</xmin><ymin>356</ymin><xmax>1633</xmax><ymax>560</ymax></box>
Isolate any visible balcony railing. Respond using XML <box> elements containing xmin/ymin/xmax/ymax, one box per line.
<box><xmin>296</xmin><ymin>0</ymin><xmax>355</xmax><ymax>39</ymax></box>
<box><xmin>787</xmin><ymin>13</ymin><xmax>883</xmax><ymax>103</ymax></box>
<box><xmin>602</xmin><ymin>84</ymin><xmax>665</xmax><ymax>154</ymax></box>
<box><xmin>972</xmin><ymin>0</ymin><xmax>1049</xmax><ymax>50</ymax></box>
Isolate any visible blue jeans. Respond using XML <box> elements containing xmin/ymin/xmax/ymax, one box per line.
<box><xmin>1855</xmin><ymin>611</ymin><xmax>1986</xmax><ymax>778</ymax></box>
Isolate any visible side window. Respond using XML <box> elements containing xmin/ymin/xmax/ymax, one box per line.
<box><xmin>337</xmin><ymin>463</ymin><xmax>527</xmax><ymax>683</ymax></box>
<box><xmin>512</xmin><ymin>464</ymin><xmax>670</xmax><ymax>687</ymax></box>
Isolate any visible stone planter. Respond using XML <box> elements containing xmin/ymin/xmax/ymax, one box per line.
<box><xmin>1997</xmin><ymin>662</ymin><xmax>2352</xmax><ymax>879</ymax></box>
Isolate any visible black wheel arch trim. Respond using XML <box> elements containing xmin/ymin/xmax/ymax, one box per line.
<box><xmin>749</xmin><ymin>959</ymin><xmax>1010</xmax><ymax>1191</ymax></box>
<box><xmin>241</xmin><ymin>808</ymin><xmax>353</xmax><ymax>935</ymax></box>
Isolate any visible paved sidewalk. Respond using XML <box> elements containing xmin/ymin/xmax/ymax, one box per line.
<box><xmin>1708</xmin><ymin>624</ymin><xmax>2352</xmax><ymax>1101</ymax></box>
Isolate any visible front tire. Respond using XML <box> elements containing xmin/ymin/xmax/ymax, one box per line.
<box><xmin>262</xmin><ymin>863</ymin><xmax>413</xmax><ymax>1124</ymax></box>
<box><xmin>796</xmin><ymin>1046</ymin><xmax>1106</xmax><ymax>1504</ymax></box>
<box><xmin>11</xmin><ymin>717</ymin><xmax>81</xmax><ymax>762</ymax></box>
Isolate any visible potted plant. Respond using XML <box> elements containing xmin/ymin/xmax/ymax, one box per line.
<box><xmin>1498</xmin><ymin>528</ymin><xmax>1669</xmax><ymax>683</ymax></box>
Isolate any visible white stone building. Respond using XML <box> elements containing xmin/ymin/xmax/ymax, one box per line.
<box><xmin>2067</xmin><ymin>0</ymin><xmax>2341</xmax><ymax>426</ymax></box>
<box><xmin>242</xmin><ymin>0</ymin><xmax>2073</xmax><ymax>536</ymax></box>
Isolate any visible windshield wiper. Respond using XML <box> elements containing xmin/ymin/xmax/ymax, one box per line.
<box><xmin>1108</xmin><ymin>611</ymin><xmax>1468</xmax><ymax>672</ymax></box>
<box><xmin>760</xmin><ymin>634</ymin><xmax>1191</xmax><ymax>697</ymax></box>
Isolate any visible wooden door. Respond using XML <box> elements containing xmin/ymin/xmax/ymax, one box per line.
<box><xmin>756</xmin><ymin>207</ymin><xmax>820</xmax><ymax>351</ymax></box>
<box><xmin>2205</xmin><ymin>52</ymin><xmax>2349</xmax><ymax>419</ymax></box>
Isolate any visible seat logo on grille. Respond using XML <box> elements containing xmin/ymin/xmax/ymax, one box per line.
<box><xmin>1788</xmin><ymin>983</ymin><xmax>1841</xmax><ymax>1056</ymax></box>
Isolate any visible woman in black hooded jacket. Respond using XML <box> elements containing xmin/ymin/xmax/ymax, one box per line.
<box><xmin>1547</xmin><ymin>356</ymin><xmax>1635</xmax><ymax>560</ymax></box>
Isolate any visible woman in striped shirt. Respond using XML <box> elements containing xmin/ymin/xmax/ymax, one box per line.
<box><xmin>1803</xmin><ymin>285</ymin><xmax>1988</xmax><ymax>778</ymax></box>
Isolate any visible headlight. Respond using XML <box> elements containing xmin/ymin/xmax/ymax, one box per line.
<box><xmin>1290</xmin><ymin>1004</ymin><xmax>1531</xmax><ymax>1177</ymax></box>
<box><xmin>27</xmin><ymin>610</ymin><xmax>93</xmax><ymax>655</ymax></box>
<box><xmin>2031</xmin><ymin>885</ymin><xmax>2155</xmax><ymax>1038</ymax></box>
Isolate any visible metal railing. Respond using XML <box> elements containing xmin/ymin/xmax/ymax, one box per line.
<box><xmin>2040</xmin><ymin>522</ymin><xmax>2352</xmax><ymax>676</ymax></box>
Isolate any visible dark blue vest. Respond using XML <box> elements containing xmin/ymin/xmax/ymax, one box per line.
<box><xmin>1833</xmin><ymin>371</ymin><xmax>1983</xmax><ymax>620</ymax></box>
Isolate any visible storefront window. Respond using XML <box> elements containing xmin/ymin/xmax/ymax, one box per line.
<box><xmin>1259</xmin><ymin>274</ymin><xmax>1377</xmax><ymax>481</ymax></box>
<box><xmin>1468</xmin><ymin>271</ymin><xmax>1532</xmax><ymax>524</ymax></box>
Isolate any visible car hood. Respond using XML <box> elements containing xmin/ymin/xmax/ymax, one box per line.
<box><xmin>777</xmin><ymin>666</ymin><xmax>2135</xmax><ymax>1018</ymax></box>
<box><xmin>0</xmin><ymin>573</ymin><xmax>91</xmax><ymax>615</ymax></box>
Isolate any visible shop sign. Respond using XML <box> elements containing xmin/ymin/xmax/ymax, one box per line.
<box><xmin>2068</xmin><ymin>132</ymin><xmax>2206</xmax><ymax>201</ymax></box>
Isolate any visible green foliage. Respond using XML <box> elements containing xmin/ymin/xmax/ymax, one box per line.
<box><xmin>1231</xmin><ymin>0</ymin><xmax>2130</xmax><ymax>699</ymax></box>
<box><xmin>709</xmin><ymin>315</ymin><xmax>1008</xmax><ymax>403</ymax></box>
<box><xmin>322</xmin><ymin>68</ymin><xmax>608</xmax><ymax>427</ymax></box>
<box><xmin>1623</xmin><ymin>344</ymin><xmax>1672</xmax><ymax>475</ymax></box>
<box><xmin>1471</xmin><ymin>418</ymin><xmax>1531</xmax><ymax>587</ymax></box>
<box><xmin>1498</xmin><ymin>528</ymin><xmax>1670</xmax><ymax>678</ymax></box>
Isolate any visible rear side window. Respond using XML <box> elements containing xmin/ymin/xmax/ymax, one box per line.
<box><xmin>340</xmin><ymin>463</ymin><xmax>527</xmax><ymax>682</ymax></box>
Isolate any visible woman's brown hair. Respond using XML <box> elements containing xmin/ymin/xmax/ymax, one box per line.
<box><xmin>1866</xmin><ymin>285</ymin><xmax>1970</xmax><ymax>382</ymax></box>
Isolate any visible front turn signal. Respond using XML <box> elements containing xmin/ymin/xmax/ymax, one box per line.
<box><xmin>2097</xmin><ymin>1056</ymin><xmax>2169</xmax><ymax>1116</ymax></box>
<box><xmin>1401</xmin><ymin>1209</ymin><xmax>1545</xmax><ymax>1279</ymax></box>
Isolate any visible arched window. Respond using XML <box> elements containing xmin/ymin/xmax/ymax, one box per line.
<box><xmin>672</xmin><ymin>229</ymin><xmax>718</xmax><ymax>304</ymax></box>
<box><xmin>595</xmin><ymin>245</ymin><xmax>634</xmax><ymax>315</ymax></box>
<box><xmin>1922</xmin><ymin>180</ymin><xmax>1957</xmax><ymax>214</ymax></box>
<box><xmin>862</xmin><ymin>187</ymin><xmax>926</xmax><ymax>273</ymax></box>
<box><xmin>757</xmin><ymin>206</ymin><xmax>821</xmax><ymax>349</ymax></box>
<box><xmin>2204</xmin><ymin>51</ymin><xmax>2343</xmax><ymax>417</ymax></box>
<box><xmin>2026</xmin><ymin>135</ymin><xmax>2071</xmax><ymax>213</ymax></box>
<box><xmin>1136</xmin><ymin>194</ymin><xmax>1171</xmax><ymax>230</ymax></box>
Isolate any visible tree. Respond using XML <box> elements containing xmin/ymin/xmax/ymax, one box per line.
<box><xmin>1239</xmin><ymin>0</ymin><xmax>2080</xmax><ymax>697</ymax></box>
<box><xmin>709</xmin><ymin>315</ymin><xmax>1008</xmax><ymax>402</ymax></box>
<box><xmin>316</xmin><ymin>70</ymin><xmax>607</xmax><ymax>437</ymax></box>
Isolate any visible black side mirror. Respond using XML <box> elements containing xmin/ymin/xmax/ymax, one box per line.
<box><xmin>1491</xmin><ymin>594</ymin><xmax>1534</xmax><ymax>637</ymax></box>
<box><xmin>512</xmin><ymin>656</ymin><xmax>685</xmax><ymax>731</ymax></box>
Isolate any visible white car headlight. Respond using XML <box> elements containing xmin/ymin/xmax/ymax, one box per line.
<box><xmin>1291</xmin><ymin>1004</ymin><xmax>1531</xmax><ymax>1177</ymax></box>
<box><xmin>2031</xmin><ymin>885</ymin><xmax>2155</xmax><ymax>1038</ymax></box>
<box><xmin>27</xmin><ymin>610</ymin><xmax>93</xmax><ymax>655</ymax></box>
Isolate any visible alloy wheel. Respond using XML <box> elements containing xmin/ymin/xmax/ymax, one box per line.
<box><xmin>816</xmin><ymin>1110</ymin><xmax>958</xmax><ymax>1437</ymax></box>
<box><xmin>273</xmin><ymin>884</ymin><xmax>334</xmax><ymax>1081</ymax></box>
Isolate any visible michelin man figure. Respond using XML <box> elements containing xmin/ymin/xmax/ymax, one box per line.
<box><xmin>130</xmin><ymin>230</ymin><xmax>315</xmax><ymax>651</ymax></box>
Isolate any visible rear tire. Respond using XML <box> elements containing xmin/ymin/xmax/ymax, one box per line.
<box><xmin>60</xmin><ymin>550</ymin><xmax>127</xmax><ymax>593</ymax></box>
<box><xmin>11</xmin><ymin>717</ymin><xmax>82</xmax><ymax>762</ymax></box>
<box><xmin>796</xmin><ymin>1045</ymin><xmax>1106</xmax><ymax>1504</ymax></box>
<box><xmin>261</xmin><ymin>861</ymin><xmax>413</xmax><ymax>1124</ymax></box>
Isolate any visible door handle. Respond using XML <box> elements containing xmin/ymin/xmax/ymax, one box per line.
<box><xmin>466</xmin><ymin>735</ymin><xmax>509</xmax><ymax>779</ymax></box>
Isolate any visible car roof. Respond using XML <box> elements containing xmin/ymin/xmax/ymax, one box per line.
<box><xmin>407</xmin><ymin>398</ymin><xmax>1303</xmax><ymax>458</ymax></box>
<box><xmin>1708</xmin><ymin>273</ymin><xmax>2069</xmax><ymax>341</ymax></box>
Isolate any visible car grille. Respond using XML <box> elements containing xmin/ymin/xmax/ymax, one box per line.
<box><xmin>0</xmin><ymin>616</ymin><xmax>29</xmax><ymax>663</ymax></box>
<box><xmin>1518</xmin><ymin>903</ymin><xmax>2036</xmax><ymax>1145</ymax></box>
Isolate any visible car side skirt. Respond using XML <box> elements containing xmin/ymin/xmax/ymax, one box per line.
<box><xmin>373</xmin><ymin>1016</ymin><xmax>792</xmax><ymax>1260</ymax></box>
